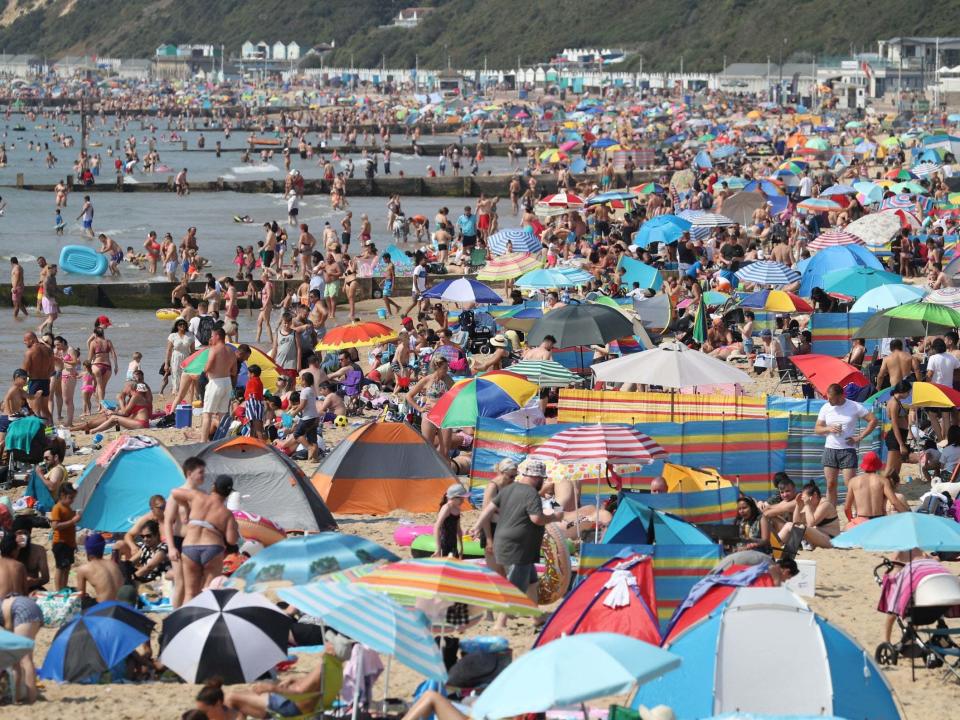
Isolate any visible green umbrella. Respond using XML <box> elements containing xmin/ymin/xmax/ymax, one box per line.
<box><xmin>507</xmin><ymin>359</ymin><xmax>580</xmax><ymax>387</ymax></box>
<box><xmin>853</xmin><ymin>312</ymin><xmax>952</xmax><ymax>339</ymax></box>
<box><xmin>884</xmin><ymin>301</ymin><xmax>960</xmax><ymax>327</ymax></box>
<box><xmin>819</xmin><ymin>266</ymin><xmax>902</xmax><ymax>298</ymax></box>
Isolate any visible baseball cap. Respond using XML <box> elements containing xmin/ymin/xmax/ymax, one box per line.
<box><xmin>860</xmin><ymin>451</ymin><xmax>882</xmax><ymax>473</ymax></box>
<box><xmin>760</xmin><ymin>329</ymin><xmax>772</xmax><ymax>338</ymax></box>
<box><xmin>84</xmin><ymin>532</ymin><xmax>106</xmax><ymax>556</ymax></box>
<box><xmin>519</xmin><ymin>459</ymin><xmax>547</xmax><ymax>478</ymax></box>
<box><xmin>446</xmin><ymin>483</ymin><xmax>469</xmax><ymax>499</ymax></box>
<box><xmin>96</xmin><ymin>314</ymin><xmax>112</xmax><ymax>327</ymax></box>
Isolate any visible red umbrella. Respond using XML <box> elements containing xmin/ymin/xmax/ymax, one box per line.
<box><xmin>790</xmin><ymin>354</ymin><xmax>868</xmax><ymax>397</ymax></box>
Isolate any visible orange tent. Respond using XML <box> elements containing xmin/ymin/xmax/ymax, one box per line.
<box><xmin>311</xmin><ymin>422</ymin><xmax>457</xmax><ymax>514</ymax></box>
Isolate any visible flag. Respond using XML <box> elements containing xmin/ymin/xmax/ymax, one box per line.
<box><xmin>860</xmin><ymin>61</ymin><xmax>873</xmax><ymax>81</ymax></box>
<box><xmin>692</xmin><ymin>297</ymin><xmax>707</xmax><ymax>345</ymax></box>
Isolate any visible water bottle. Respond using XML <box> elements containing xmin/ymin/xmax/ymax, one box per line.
<box><xmin>904</xmin><ymin>475</ymin><xmax>913</xmax><ymax>484</ymax></box>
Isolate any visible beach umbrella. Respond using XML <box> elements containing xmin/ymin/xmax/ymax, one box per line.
<box><xmin>912</xmin><ymin>161</ymin><xmax>941</xmax><ymax>178</ymax></box>
<box><xmin>631</xmin><ymin>182</ymin><xmax>666</xmax><ymax>195</ymax></box>
<box><xmin>807</xmin><ymin>229</ymin><xmax>865</xmax><ymax>251</ymax></box>
<box><xmin>832</xmin><ymin>512</ymin><xmax>960</xmax><ymax>552</ymax></box>
<box><xmin>591</xmin><ymin>341</ymin><xmax>750</xmax><ymax>388</ymax></box>
<box><xmin>804</xmin><ymin>137</ymin><xmax>831</xmax><ymax>152</ymax></box>
<box><xmin>486</xmin><ymin>228</ymin><xmax>542</xmax><ymax>256</ymax></box>
<box><xmin>0</xmin><ymin>628</ymin><xmax>32</xmax><ymax>670</ymax></box>
<box><xmin>539</xmin><ymin>149</ymin><xmax>569</xmax><ymax>164</ymax></box>
<box><xmin>820</xmin><ymin>184</ymin><xmax>857</xmax><ymax>196</ymax></box>
<box><xmin>770</xmin><ymin>170</ymin><xmax>800</xmax><ymax>188</ymax></box>
<box><xmin>497</xmin><ymin>305</ymin><xmax>544</xmax><ymax>332</ymax></box>
<box><xmin>850</xmin><ymin>283</ymin><xmax>926</xmax><ymax>312</ymax></box>
<box><xmin>515</xmin><ymin>268</ymin><xmax>579</xmax><ymax>290</ymax></box>
<box><xmin>798</xmin><ymin>197</ymin><xmax>843</xmax><ymax>213</ymax></box>
<box><xmin>789</xmin><ymin>355</ymin><xmax>867</xmax><ymax>397</ymax></box>
<box><xmin>526</xmin><ymin>304</ymin><xmax>634</xmax><ymax>347</ymax></box>
<box><xmin>886</xmin><ymin>168</ymin><xmax>917</xmax><ymax>181</ymax></box>
<box><xmin>533</xmin><ymin>425</ymin><xmax>667</xmax><ymax>465</ymax></box>
<box><xmin>314</xmin><ymin>320</ymin><xmax>396</xmax><ymax>351</ymax></box>
<box><xmin>738</xmin><ymin>289</ymin><xmax>813</xmax><ymax>313</ymax></box>
<box><xmin>354</xmin><ymin>557</ymin><xmax>540</xmax><ymax>616</ymax></box>
<box><xmin>844</xmin><ymin>212</ymin><xmax>902</xmax><ymax>249</ymax></box>
<box><xmin>742</xmin><ymin>179</ymin><xmax>784</xmax><ymax>196</ymax></box>
<box><xmin>870</xmin><ymin>381</ymin><xmax>960</xmax><ymax>409</ymax></box>
<box><xmin>891</xmin><ymin>180</ymin><xmax>927</xmax><ymax>195</ymax></box>
<box><xmin>879</xmin><ymin>193</ymin><xmax>918</xmax><ymax>210</ymax></box>
<box><xmin>226</xmin><ymin>532</ymin><xmax>399</xmax><ymax>592</ymax></box>
<box><xmin>690</xmin><ymin>213</ymin><xmax>734</xmax><ymax>239</ymax></box>
<box><xmin>477</xmin><ymin>252</ymin><xmax>542</xmax><ymax>281</ymax></box>
<box><xmin>471</xmin><ymin>633</ymin><xmax>680</xmax><ymax>720</ymax></box>
<box><xmin>853</xmin><ymin>313</ymin><xmax>944</xmax><ymax>339</ymax></box>
<box><xmin>884</xmin><ymin>300</ymin><xmax>960</xmax><ymax>328</ymax></box>
<box><xmin>539</xmin><ymin>191</ymin><xmax>586</xmax><ymax>208</ymax></box>
<box><xmin>586</xmin><ymin>190</ymin><xmax>638</xmax><ymax>205</ymax></box>
<box><xmin>180</xmin><ymin>343</ymin><xmax>284</xmax><ymax>392</ymax></box>
<box><xmin>426</xmin><ymin>371</ymin><xmax>538</xmax><ymax>429</ymax></box>
<box><xmin>924</xmin><ymin>286</ymin><xmax>960</xmax><ymax>309</ymax></box>
<box><xmin>632</xmin><ymin>215</ymin><xmax>691</xmax><ymax>248</ymax></box>
<box><xmin>555</xmin><ymin>266</ymin><xmax>594</xmax><ymax>284</ymax></box>
<box><xmin>735</xmin><ymin>261</ymin><xmax>800</xmax><ymax>287</ymax></box>
<box><xmin>819</xmin><ymin>266</ymin><xmax>902</xmax><ymax>298</ymax></box>
<box><xmin>798</xmin><ymin>245</ymin><xmax>882</xmax><ymax>297</ymax></box>
<box><xmin>160</xmin><ymin>589</ymin><xmax>292</xmax><ymax>685</ymax></box>
<box><xmin>507</xmin><ymin>359</ymin><xmax>580</xmax><ymax>386</ymax></box>
<box><xmin>38</xmin><ymin>601</ymin><xmax>151</xmax><ymax>683</ymax></box>
<box><xmin>718</xmin><ymin>192</ymin><xmax>767</xmax><ymax>226</ymax></box>
<box><xmin>277</xmin><ymin>581</ymin><xmax>447</xmax><ymax>680</ymax></box>
<box><xmin>422</xmin><ymin>277</ymin><xmax>502</xmax><ymax>304</ymax></box>
<box><xmin>632</xmin><ymin>587</ymin><xmax>899</xmax><ymax>720</ymax></box>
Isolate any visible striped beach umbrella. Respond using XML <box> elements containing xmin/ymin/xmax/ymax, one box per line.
<box><xmin>735</xmin><ymin>261</ymin><xmax>800</xmax><ymax>286</ymax></box>
<box><xmin>515</xmin><ymin>268</ymin><xmax>579</xmax><ymax>290</ymax></box>
<box><xmin>180</xmin><ymin>343</ymin><xmax>284</xmax><ymax>392</ymax></box>
<box><xmin>422</xmin><ymin>277</ymin><xmax>502</xmax><ymax>304</ymax></box>
<box><xmin>807</xmin><ymin>229</ymin><xmax>865</xmax><ymax>251</ymax></box>
<box><xmin>487</xmin><ymin>228</ymin><xmax>541</xmax><ymax>255</ymax></box>
<box><xmin>738</xmin><ymin>289</ymin><xmax>813</xmax><ymax>313</ymax></box>
<box><xmin>477</xmin><ymin>252</ymin><xmax>542</xmax><ymax>280</ymax></box>
<box><xmin>556</xmin><ymin>266</ymin><xmax>594</xmax><ymax>284</ymax></box>
<box><xmin>798</xmin><ymin>197</ymin><xmax>842</xmax><ymax>213</ymax></box>
<box><xmin>925</xmin><ymin>287</ymin><xmax>960</xmax><ymax>309</ymax></box>
<box><xmin>355</xmin><ymin>557</ymin><xmax>541</xmax><ymax>616</ymax></box>
<box><xmin>533</xmin><ymin>425</ymin><xmax>668</xmax><ymax>465</ymax></box>
<box><xmin>426</xmin><ymin>371</ymin><xmax>538</xmax><ymax>429</ymax></box>
<box><xmin>912</xmin><ymin>161</ymin><xmax>942</xmax><ymax>178</ymax></box>
<box><xmin>315</xmin><ymin>320</ymin><xmax>396</xmax><ymax>351</ymax></box>
<box><xmin>690</xmin><ymin>212</ymin><xmax>734</xmax><ymax>240</ymax></box>
<box><xmin>587</xmin><ymin>190</ymin><xmax>638</xmax><ymax>205</ymax></box>
<box><xmin>539</xmin><ymin>191</ymin><xmax>586</xmax><ymax>208</ymax></box>
<box><xmin>506</xmin><ymin>359</ymin><xmax>580</xmax><ymax>387</ymax></box>
<box><xmin>879</xmin><ymin>193</ymin><xmax>918</xmax><ymax>211</ymax></box>
<box><xmin>278</xmin><ymin>582</ymin><xmax>447</xmax><ymax>681</ymax></box>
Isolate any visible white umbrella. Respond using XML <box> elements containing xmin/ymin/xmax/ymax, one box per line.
<box><xmin>592</xmin><ymin>341</ymin><xmax>751</xmax><ymax>388</ymax></box>
<box><xmin>844</xmin><ymin>212</ymin><xmax>902</xmax><ymax>249</ymax></box>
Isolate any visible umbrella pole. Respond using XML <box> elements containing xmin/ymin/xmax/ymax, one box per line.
<box><xmin>595</xmin><ymin>463</ymin><xmax>602</xmax><ymax>543</ymax></box>
<box><xmin>351</xmin><ymin>647</ymin><xmax>365</xmax><ymax>720</ymax></box>
<box><xmin>382</xmin><ymin>655</ymin><xmax>392</xmax><ymax>712</ymax></box>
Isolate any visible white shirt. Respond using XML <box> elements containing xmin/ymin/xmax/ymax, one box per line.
<box><xmin>799</xmin><ymin>177</ymin><xmax>813</xmax><ymax>197</ymax></box>
<box><xmin>299</xmin><ymin>385</ymin><xmax>320</xmax><ymax>420</ymax></box>
<box><xmin>926</xmin><ymin>352</ymin><xmax>960</xmax><ymax>386</ymax></box>
<box><xmin>287</xmin><ymin>193</ymin><xmax>300</xmax><ymax>213</ymax></box>
<box><xmin>413</xmin><ymin>265</ymin><xmax>427</xmax><ymax>293</ymax></box>
<box><xmin>817</xmin><ymin>399</ymin><xmax>869</xmax><ymax>450</ymax></box>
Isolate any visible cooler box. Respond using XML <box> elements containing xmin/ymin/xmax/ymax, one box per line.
<box><xmin>175</xmin><ymin>404</ymin><xmax>193</xmax><ymax>429</ymax></box>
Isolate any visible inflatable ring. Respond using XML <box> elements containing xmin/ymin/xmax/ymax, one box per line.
<box><xmin>233</xmin><ymin>510</ymin><xmax>286</xmax><ymax>547</ymax></box>
<box><xmin>393</xmin><ymin>524</ymin><xmax>434</xmax><ymax>547</ymax></box>
<box><xmin>537</xmin><ymin>522</ymin><xmax>572</xmax><ymax>605</ymax></box>
<box><xmin>155</xmin><ymin>308</ymin><xmax>180</xmax><ymax>321</ymax></box>
<box><xmin>410</xmin><ymin>533</ymin><xmax>484</xmax><ymax>559</ymax></box>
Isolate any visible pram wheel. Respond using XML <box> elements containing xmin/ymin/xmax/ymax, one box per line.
<box><xmin>875</xmin><ymin>642</ymin><xmax>898</xmax><ymax>665</ymax></box>
<box><xmin>925</xmin><ymin>652</ymin><xmax>944</xmax><ymax>669</ymax></box>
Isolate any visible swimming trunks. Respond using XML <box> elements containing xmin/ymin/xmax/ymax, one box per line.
<box><xmin>202</xmin><ymin>376</ymin><xmax>233</xmax><ymax>415</ymax></box>
<box><xmin>267</xmin><ymin>693</ymin><xmax>302</xmax><ymax>718</ymax></box>
<box><xmin>28</xmin><ymin>379</ymin><xmax>50</xmax><ymax>397</ymax></box>
<box><xmin>9</xmin><ymin>596</ymin><xmax>42</xmax><ymax>627</ymax></box>
<box><xmin>382</xmin><ymin>280</ymin><xmax>393</xmax><ymax>297</ymax></box>
<box><xmin>40</xmin><ymin>296</ymin><xmax>58</xmax><ymax>315</ymax></box>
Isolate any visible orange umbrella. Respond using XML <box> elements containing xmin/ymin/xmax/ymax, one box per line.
<box><xmin>315</xmin><ymin>321</ymin><xmax>396</xmax><ymax>351</ymax></box>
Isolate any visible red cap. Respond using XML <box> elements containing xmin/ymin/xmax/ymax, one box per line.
<box><xmin>400</xmin><ymin>316</ymin><xmax>414</xmax><ymax>329</ymax></box>
<box><xmin>860</xmin><ymin>451</ymin><xmax>882</xmax><ymax>473</ymax></box>
<box><xmin>96</xmin><ymin>314</ymin><xmax>112</xmax><ymax>327</ymax></box>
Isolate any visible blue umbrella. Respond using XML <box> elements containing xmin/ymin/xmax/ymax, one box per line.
<box><xmin>555</xmin><ymin>266</ymin><xmax>594</xmax><ymax>284</ymax></box>
<box><xmin>516</xmin><ymin>268</ymin><xmax>579</xmax><ymax>290</ymax></box>
<box><xmin>798</xmin><ymin>244</ymin><xmax>883</xmax><ymax>297</ymax></box>
<box><xmin>850</xmin><ymin>283</ymin><xmax>926</xmax><ymax>312</ymax></box>
<box><xmin>0</xmin><ymin>628</ymin><xmax>33</xmax><ymax>669</ymax></box>
<box><xmin>488</xmin><ymin>228</ymin><xmax>541</xmax><ymax>256</ymax></box>
<box><xmin>632</xmin><ymin>215</ymin><xmax>692</xmax><ymax>249</ymax></box>
<box><xmin>586</xmin><ymin>190</ymin><xmax>638</xmax><ymax>206</ymax></box>
<box><xmin>422</xmin><ymin>277</ymin><xmax>502</xmax><ymax>304</ymax></box>
<box><xmin>735</xmin><ymin>261</ymin><xmax>800</xmax><ymax>287</ymax></box>
<box><xmin>471</xmin><ymin>633</ymin><xmax>679</xmax><ymax>720</ymax></box>
<box><xmin>711</xmin><ymin>144</ymin><xmax>740</xmax><ymax>159</ymax></box>
<box><xmin>819</xmin><ymin>266</ymin><xmax>903</xmax><ymax>298</ymax></box>
<box><xmin>742</xmin><ymin>179</ymin><xmax>784</xmax><ymax>196</ymax></box>
<box><xmin>278</xmin><ymin>581</ymin><xmax>446</xmax><ymax>680</ymax></box>
<box><xmin>227</xmin><ymin>532</ymin><xmax>398</xmax><ymax>591</ymax></box>
<box><xmin>820</xmin><ymin>184</ymin><xmax>857</xmax><ymax>196</ymax></box>
<box><xmin>39</xmin><ymin>601</ymin><xmax>153</xmax><ymax>683</ymax></box>
<box><xmin>592</xmin><ymin>137</ymin><xmax>617</xmax><ymax>148</ymax></box>
<box><xmin>832</xmin><ymin>512</ymin><xmax>960</xmax><ymax>552</ymax></box>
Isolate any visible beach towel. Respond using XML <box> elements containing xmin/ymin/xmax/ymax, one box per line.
<box><xmin>96</xmin><ymin>434</ymin><xmax>158</xmax><ymax>466</ymax></box>
<box><xmin>4</xmin><ymin>416</ymin><xmax>44</xmax><ymax>454</ymax></box>
<box><xmin>24</xmin><ymin>469</ymin><xmax>55</xmax><ymax>513</ymax></box>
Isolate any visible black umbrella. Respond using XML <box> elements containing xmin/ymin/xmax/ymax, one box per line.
<box><xmin>159</xmin><ymin>588</ymin><xmax>292</xmax><ymax>685</ymax></box>
<box><xmin>852</xmin><ymin>313</ymin><xmax>953</xmax><ymax>339</ymax></box>
<box><xmin>38</xmin><ymin>601</ymin><xmax>154</xmax><ymax>683</ymax></box>
<box><xmin>526</xmin><ymin>304</ymin><xmax>634</xmax><ymax>347</ymax></box>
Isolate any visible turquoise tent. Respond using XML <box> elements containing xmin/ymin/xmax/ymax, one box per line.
<box><xmin>604</xmin><ymin>493</ymin><xmax>715</xmax><ymax>545</ymax></box>
<box><xmin>617</xmin><ymin>256</ymin><xmax>664</xmax><ymax>292</ymax></box>
<box><xmin>75</xmin><ymin>443</ymin><xmax>185</xmax><ymax>533</ymax></box>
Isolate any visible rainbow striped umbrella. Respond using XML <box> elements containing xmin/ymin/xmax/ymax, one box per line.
<box><xmin>798</xmin><ymin>197</ymin><xmax>843</xmax><ymax>213</ymax></box>
<box><xmin>925</xmin><ymin>287</ymin><xmax>960</xmax><ymax>309</ymax></box>
<box><xmin>315</xmin><ymin>320</ymin><xmax>396</xmax><ymax>351</ymax></box>
<box><xmin>426</xmin><ymin>370</ymin><xmax>538</xmax><ymax>428</ymax></box>
<box><xmin>477</xmin><ymin>252</ymin><xmax>542</xmax><ymax>281</ymax></box>
<box><xmin>180</xmin><ymin>344</ymin><xmax>284</xmax><ymax>392</ymax></box>
<box><xmin>355</xmin><ymin>557</ymin><xmax>541</xmax><ymax>616</ymax></box>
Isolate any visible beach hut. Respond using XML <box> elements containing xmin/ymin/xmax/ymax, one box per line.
<box><xmin>74</xmin><ymin>439</ymin><xmax>186</xmax><ymax>532</ymax></box>
<box><xmin>169</xmin><ymin>436</ymin><xmax>337</xmax><ymax>532</ymax></box>
<box><xmin>311</xmin><ymin>422</ymin><xmax>457</xmax><ymax>514</ymax></box>
<box><xmin>632</xmin><ymin>587</ymin><xmax>901</xmax><ymax>720</ymax></box>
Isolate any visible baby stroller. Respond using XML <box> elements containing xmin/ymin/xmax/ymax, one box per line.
<box><xmin>873</xmin><ymin>557</ymin><xmax>960</xmax><ymax>681</ymax></box>
<box><xmin>3</xmin><ymin>416</ymin><xmax>48</xmax><ymax>490</ymax></box>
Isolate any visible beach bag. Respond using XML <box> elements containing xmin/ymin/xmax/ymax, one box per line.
<box><xmin>35</xmin><ymin>589</ymin><xmax>82</xmax><ymax>627</ymax></box>
<box><xmin>916</xmin><ymin>491</ymin><xmax>952</xmax><ymax>518</ymax></box>
<box><xmin>195</xmin><ymin>315</ymin><xmax>217</xmax><ymax>346</ymax></box>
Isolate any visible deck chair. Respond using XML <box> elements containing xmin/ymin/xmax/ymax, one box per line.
<box><xmin>268</xmin><ymin>655</ymin><xmax>344</xmax><ymax>720</ymax></box>
<box><xmin>467</xmin><ymin>247</ymin><xmax>487</xmax><ymax>272</ymax></box>
<box><xmin>340</xmin><ymin>369</ymin><xmax>364</xmax><ymax>414</ymax></box>
<box><xmin>773</xmin><ymin>356</ymin><xmax>803</xmax><ymax>393</ymax></box>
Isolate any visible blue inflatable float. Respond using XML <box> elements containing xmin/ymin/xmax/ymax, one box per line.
<box><xmin>58</xmin><ymin>245</ymin><xmax>107</xmax><ymax>276</ymax></box>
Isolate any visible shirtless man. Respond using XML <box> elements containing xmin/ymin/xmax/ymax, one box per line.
<box><xmin>98</xmin><ymin>233</ymin><xmax>123</xmax><ymax>277</ymax></box>
<box><xmin>844</xmin><ymin>451</ymin><xmax>909</xmax><ymax>525</ymax></box>
<box><xmin>116</xmin><ymin>494</ymin><xmax>166</xmax><ymax>563</ymax></box>
<box><xmin>876</xmin><ymin>339</ymin><xmax>920</xmax><ymax>390</ymax></box>
<box><xmin>171</xmin><ymin>474</ymin><xmax>239</xmax><ymax>603</ymax></box>
<box><xmin>226</xmin><ymin>654</ymin><xmax>333</xmax><ymax>719</ymax></box>
<box><xmin>164</xmin><ymin>457</ymin><xmax>205</xmax><ymax>607</ymax></box>
<box><xmin>769</xmin><ymin>237</ymin><xmax>793</xmax><ymax>266</ymax></box>
<box><xmin>297</xmin><ymin>224</ymin><xmax>316</xmax><ymax>278</ymax></box>
<box><xmin>0</xmin><ymin>534</ymin><xmax>27</xmax><ymax>598</ymax></box>
<box><xmin>37</xmin><ymin>264</ymin><xmax>59</xmax><ymax>334</ymax></box>
<box><xmin>476</xmin><ymin>193</ymin><xmax>496</xmax><ymax>243</ymax></box>
<box><xmin>22</xmin><ymin>332</ymin><xmax>54</xmax><ymax>422</ymax></box>
<box><xmin>11</xmin><ymin>257</ymin><xmax>26</xmax><ymax>319</ymax></box>
<box><xmin>1</xmin><ymin>369</ymin><xmax>30</xmax><ymax>447</ymax></box>
<box><xmin>523</xmin><ymin>335</ymin><xmax>556</xmax><ymax>361</ymax></box>
<box><xmin>200</xmin><ymin>328</ymin><xmax>236</xmax><ymax>442</ymax></box>
<box><xmin>75</xmin><ymin>533</ymin><xmax>124</xmax><ymax>607</ymax></box>
<box><xmin>161</xmin><ymin>233</ymin><xmax>179</xmax><ymax>281</ymax></box>
<box><xmin>262</xmin><ymin>223</ymin><xmax>278</xmax><ymax>269</ymax></box>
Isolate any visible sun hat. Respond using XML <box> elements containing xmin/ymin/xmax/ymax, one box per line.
<box><xmin>519</xmin><ymin>458</ymin><xmax>547</xmax><ymax>478</ymax></box>
<box><xmin>446</xmin><ymin>483</ymin><xmax>469</xmax><ymax>499</ymax></box>
<box><xmin>489</xmin><ymin>334</ymin><xmax>508</xmax><ymax>348</ymax></box>
<box><xmin>860</xmin><ymin>451</ymin><xmax>882</xmax><ymax>473</ymax></box>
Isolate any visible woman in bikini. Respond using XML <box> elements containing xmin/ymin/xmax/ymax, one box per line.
<box><xmin>342</xmin><ymin>254</ymin><xmax>359</xmax><ymax>319</ymax></box>
<box><xmin>884</xmin><ymin>380</ymin><xmax>913</xmax><ymax>480</ymax></box>
<box><xmin>59</xmin><ymin>341</ymin><xmax>79</xmax><ymax>426</ymax></box>
<box><xmin>87</xmin><ymin>326</ymin><xmax>118</xmax><ymax>407</ymax></box>
<box><xmin>74</xmin><ymin>383</ymin><xmax>152</xmax><ymax>432</ymax></box>
<box><xmin>406</xmin><ymin>355</ymin><xmax>454</xmax><ymax>460</ymax></box>
<box><xmin>171</xmin><ymin>475</ymin><xmax>239</xmax><ymax>604</ymax></box>
<box><xmin>256</xmin><ymin>272</ymin><xmax>275</xmax><ymax>345</ymax></box>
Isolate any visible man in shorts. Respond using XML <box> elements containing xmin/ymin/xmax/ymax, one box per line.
<box><xmin>457</xmin><ymin>205</ymin><xmax>478</xmax><ymax>255</ymax></box>
<box><xmin>471</xmin><ymin>458</ymin><xmax>558</xmax><ymax>629</ymax></box>
<box><xmin>200</xmin><ymin>328</ymin><xmax>236</xmax><ymax>441</ymax></box>
<box><xmin>22</xmin><ymin>332</ymin><xmax>54</xmax><ymax>422</ymax></box>
<box><xmin>815</xmin><ymin>382</ymin><xmax>878</xmax><ymax>507</ymax></box>
<box><xmin>76</xmin><ymin>195</ymin><xmax>94</xmax><ymax>238</ymax></box>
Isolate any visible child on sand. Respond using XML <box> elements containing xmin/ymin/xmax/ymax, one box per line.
<box><xmin>80</xmin><ymin>361</ymin><xmax>96</xmax><ymax>415</ymax></box>
<box><xmin>50</xmin><ymin>483</ymin><xmax>81</xmax><ymax>591</ymax></box>
<box><xmin>126</xmin><ymin>352</ymin><xmax>142</xmax><ymax>381</ymax></box>
<box><xmin>434</xmin><ymin>484</ymin><xmax>468</xmax><ymax>559</ymax></box>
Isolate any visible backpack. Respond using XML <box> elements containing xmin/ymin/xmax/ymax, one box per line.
<box><xmin>195</xmin><ymin>315</ymin><xmax>217</xmax><ymax>346</ymax></box>
<box><xmin>916</xmin><ymin>491</ymin><xmax>952</xmax><ymax>518</ymax></box>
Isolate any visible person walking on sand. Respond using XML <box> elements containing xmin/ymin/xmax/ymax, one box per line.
<box><xmin>171</xmin><ymin>474</ymin><xmax>239</xmax><ymax>604</ymax></box>
<box><xmin>76</xmin><ymin>195</ymin><xmax>94</xmax><ymax>238</ymax></box>
<box><xmin>10</xmin><ymin>257</ymin><xmax>26</xmax><ymax>319</ymax></box>
<box><xmin>814</xmin><ymin>383</ymin><xmax>878</xmax><ymax>507</ymax></box>
<box><xmin>164</xmin><ymin>457</ymin><xmax>205</xmax><ymax>608</ymax></box>
<box><xmin>200</xmin><ymin>328</ymin><xmax>236</xmax><ymax>442</ymax></box>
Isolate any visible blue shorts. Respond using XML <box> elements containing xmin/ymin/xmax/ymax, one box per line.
<box><xmin>383</xmin><ymin>280</ymin><xmax>393</xmax><ymax>297</ymax></box>
<box><xmin>82</xmin><ymin>219</ymin><xmax>93</xmax><ymax>229</ymax></box>
<box><xmin>268</xmin><ymin>693</ymin><xmax>301</xmax><ymax>718</ymax></box>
